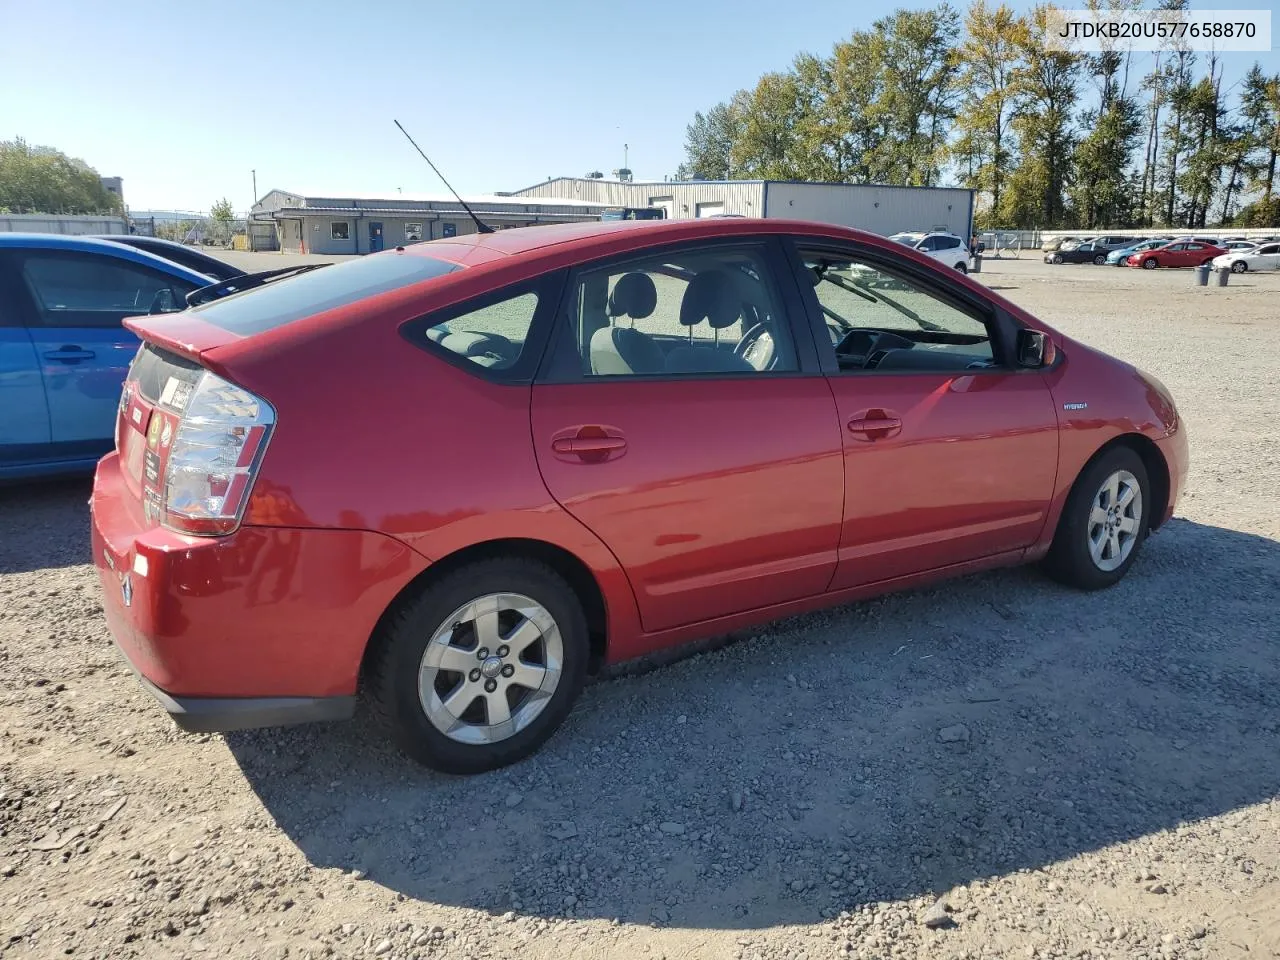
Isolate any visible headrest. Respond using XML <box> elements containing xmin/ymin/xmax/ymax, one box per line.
<box><xmin>608</xmin><ymin>272</ymin><xmax>657</xmax><ymax>320</ymax></box>
<box><xmin>678</xmin><ymin>269</ymin><xmax>739</xmax><ymax>329</ymax></box>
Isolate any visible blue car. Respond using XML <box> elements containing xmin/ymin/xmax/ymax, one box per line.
<box><xmin>1105</xmin><ymin>237</ymin><xmax>1175</xmax><ymax>265</ymax></box>
<box><xmin>0</xmin><ymin>234</ymin><xmax>213</xmax><ymax>481</ymax></box>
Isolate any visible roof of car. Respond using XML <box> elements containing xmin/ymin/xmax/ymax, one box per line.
<box><xmin>399</xmin><ymin>217</ymin><xmax>875</xmax><ymax>264</ymax></box>
<box><xmin>0</xmin><ymin>232</ymin><xmax>215</xmax><ymax>283</ymax></box>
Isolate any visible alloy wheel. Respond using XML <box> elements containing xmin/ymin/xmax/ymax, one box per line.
<box><xmin>1087</xmin><ymin>469</ymin><xmax>1143</xmax><ymax>572</ymax></box>
<box><xmin>417</xmin><ymin>593</ymin><xmax>563</xmax><ymax>745</ymax></box>
<box><xmin>1232</xmin><ymin>260</ymin><xmax>1247</xmax><ymax>273</ymax></box>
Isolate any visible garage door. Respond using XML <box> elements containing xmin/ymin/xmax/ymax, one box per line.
<box><xmin>695</xmin><ymin>202</ymin><xmax>724</xmax><ymax>218</ymax></box>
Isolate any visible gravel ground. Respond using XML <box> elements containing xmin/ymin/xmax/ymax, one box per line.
<box><xmin>2</xmin><ymin>255</ymin><xmax>1278</xmax><ymax>960</ymax></box>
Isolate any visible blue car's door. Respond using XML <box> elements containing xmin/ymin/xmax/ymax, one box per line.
<box><xmin>0</xmin><ymin>255</ymin><xmax>52</xmax><ymax>472</ymax></box>
<box><xmin>10</xmin><ymin>248</ymin><xmax>201</xmax><ymax>458</ymax></box>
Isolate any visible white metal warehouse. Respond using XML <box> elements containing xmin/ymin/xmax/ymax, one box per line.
<box><xmin>249</xmin><ymin>189</ymin><xmax>609</xmax><ymax>255</ymax></box>
<box><xmin>511</xmin><ymin>178</ymin><xmax>975</xmax><ymax>239</ymax></box>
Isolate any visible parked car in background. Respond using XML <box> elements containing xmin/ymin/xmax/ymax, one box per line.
<box><xmin>886</xmin><ymin>231</ymin><xmax>971</xmax><ymax>272</ymax></box>
<box><xmin>1218</xmin><ymin>240</ymin><xmax>1259</xmax><ymax>253</ymax></box>
<box><xmin>1126</xmin><ymin>240</ymin><xmax>1226</xmax><ymax>269</ymax></box>
<box><xmin>90</xmin><ymin>217</ymin><xmax>1187</xmax><ymax>773</ymax></box>
<box><xmin>1212</xmin><ymin>241</ymin><xmax>1280</xmax><ymax>273</ymax></box>
<box><xmin>0</xmin><ymin>234</ymin><xmax>211</xmax><ymax>481</ymax></box>
<box><xmin>96</xmin><ymin>235</ymin><xmax>246</xmax><ymax>282</ymax></box>
<box><xmin>1106</xmin><ymin>238</ymin><xmax>1174</xmax><ymax>265</ymax></box>
<box><xmin>1045</xmin><ymin>236</ymin><xmax>1138</xmax><ymax>264</ymax></box>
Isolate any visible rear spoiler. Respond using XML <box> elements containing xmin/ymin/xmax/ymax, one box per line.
<box><xmin>186</xmin><ymin>263</ymin><xmax>331</xmax><ymax>307</ymax></box>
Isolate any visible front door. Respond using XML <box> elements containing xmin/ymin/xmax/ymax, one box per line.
<box><xmin>369</xmin><ymin>222</ymin><xmax>384</xmax><ymax>253</ymax></box>
<box><xmin>787</xmin><ymin>240</ymin><xmax>1060</xmax><ymax>589</ymax></box>
<box><xmin>6</xmin><ymin>249</ymin><xmax>197</xmax><ymax>451</ymax></box>
<box><xmin>531</xmin><ymin>239</ymin><xmax>844</xmax><ymax>634</ymax></box>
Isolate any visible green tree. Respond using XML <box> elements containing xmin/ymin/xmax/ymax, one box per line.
<box><xmin>1239</xmin><ymin>64</ymin><xmax>1280</xmax><ymax>204</ymax></box>
<box><xmin>864</xmin><ymin>5</ymin><xmax>962</xmax><ymax>186</ymax></box>
<box><xmin>731</xmin><ymin>73</ymin><xmax>805</xmax><ymax>180</ymax></box>
<box><xmin>210</xmin><ymin>197</ymin><xmax>235</xmax><ymax>223</ymax></box>
<box><xmin>676</xmin><ymin>99</ymin><xmax>745</xmax><ymax>180</ymax></box>
<box><xmin>0</xmin><ymin>138</ymin><xmax>122</xmax><ymax>214</ymax></box>
<box><xmin>1004</xmin><ymin>4</ymin><xmax>1080</xmax><ymax>227</ymax></box>
<box><xmin>952</xmin><ymin>1</ymin><xmax>1027</xmax><ymax>226</ymax></box>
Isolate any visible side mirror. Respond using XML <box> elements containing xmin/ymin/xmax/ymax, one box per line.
<box><xmin>1016</xmin><ymin>328</ymin><xmax>1049</xmax><ymax>368</ymax></box>
<box><xmin>148</xmin><ymin>288</ymin><xmax>175</xmax><ymax>314</ymax></box>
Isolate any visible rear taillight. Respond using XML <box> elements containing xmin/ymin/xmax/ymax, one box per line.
<box><xmin>161</xmin><ymin>371</ymin><xmax>275</xmax><ymax>536</ymax></box>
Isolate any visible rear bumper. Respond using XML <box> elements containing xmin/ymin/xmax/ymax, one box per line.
<box><xmin>90</xmin><ymin>452</ymin><xmax>429</xmax><ymax>731</ymax></box>
<box><xmin>127</xmin><ymin>657</ymin><xmax>355</xmax><ymax>733</ymax></box>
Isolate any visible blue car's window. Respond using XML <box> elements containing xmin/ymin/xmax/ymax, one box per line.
<box><xmin>20</xmin><ymin>252</ymin><xmax>196</xmax><ymax>328</ymax></box>
<box><xmin>188</xmin><ymin>253</ymin><xmax>460</xmax><ymax>335</ymax></box>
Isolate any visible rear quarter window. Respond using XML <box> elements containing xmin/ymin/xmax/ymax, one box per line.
<box><xmin>188</xmin><ymin>253</ymin><xmax>460</xmax><ymax>335</ymax></box>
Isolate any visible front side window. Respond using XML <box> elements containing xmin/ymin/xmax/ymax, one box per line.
<box><xmin>802</xmin><ymin>251</ymin><xmax>996</xmax><ymax>373</ymax></box>
<box><xmin>331</xmin><ymin>221</ymin><xmax>350</xmax><ymax>241</ymax></box>
<box><xmin>20</xmin><ymin>253</ymin><xmax>194</xmax><ymax>326</ymax></box>
<box><xmin>569</xmin><ymin>245</ymin><xmax>798</xmax><ymax>377</ymax></box>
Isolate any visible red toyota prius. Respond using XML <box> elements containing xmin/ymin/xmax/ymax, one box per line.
<box><xmin>90</xmin><ymin>218</ymin><xmax>1188</xmax><ymax>773</ymax></box>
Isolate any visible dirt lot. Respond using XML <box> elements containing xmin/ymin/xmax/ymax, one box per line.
<box><xmin>2</xmin><ymin>255</ymin><xmax>1278</xmax><ymax>960</ymax></box>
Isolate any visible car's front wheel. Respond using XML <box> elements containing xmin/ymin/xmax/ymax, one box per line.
<box><xmin>1043</xmin><ymin>446</ymin><xmax>1150</xmax><ymax>590</ymax></box>
<box><xmin>1142</xmin><ymin>258</ymin><xmax>1158</xmax><ymax>269</ymax></box>
<box><xmin>955</xmin><ymin>261</ymin><xmax>967</xmax><ymax>273</ymax></box>
<box><xmin>365</xmin><ymin>558</ymin><xmax>589</xmax><ymax>773</ymax></box>
<box><xmin>1051</xmin><ymin>253</ymin><xmax>1063</xmax><ymax>264</ymax></box>
<box><xmin>1231</xmin><ymin>260</ymin><xmax>1248</xmax><ymax>273</ymax></box>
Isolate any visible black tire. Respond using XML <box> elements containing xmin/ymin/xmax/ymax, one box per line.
<box><xmin>1051</xmin><ymin>253</ymin><xmax>1063</xmax><ymax>264</ymax></box>
<box><xmin>955</xmin><ymin>261</ymin><xmax>967</xmax><ymax>273</ymax></box>
<box><xmin>1141</xmin><ymin>258</ymin><xmax>1158</xmax><ymax>270</ymax></box>
<box><xmin>1093</xmin><ymin>254</ymin><xmax>1107</xmax><ymax>265</ymax></box>
<box><xmin>364</xmin><ymin>558</ymin><xmax>589</xmax><ymax>774</ymax></box>
<box><xmin>1231</xmin><ymin>260</ymin><xmax>1247</xmax><ymax>273</ymax></box>
<box><xmin>1042</xmin><ymin>446</ymin><xmax>1151</xmax><ymax>591</ymax></box>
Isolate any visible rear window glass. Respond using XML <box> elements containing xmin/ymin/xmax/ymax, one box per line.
<box><xmin>188</xmin><ymin>253</ymin><xmax>460</xmax><ymax>335</ymax></box>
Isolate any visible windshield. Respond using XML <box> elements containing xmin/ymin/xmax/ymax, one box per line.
<box><xmin>887</xmin><ymin>233</ymin><xmax>924</xmax><ymax>247</ymax></box>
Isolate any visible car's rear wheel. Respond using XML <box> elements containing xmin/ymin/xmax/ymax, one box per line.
<box><xmin>365</xmin><ymin>558</ymin><xmax>589</xmax><ymax>773</ymax></box>
<box><xmin>1043</xmin><ymin>446</ymin><xmax>1150</xmax><ymax>590</ymax></box>
<box><xmin>1093</xmin><ymin>254</ymin><xmax>1107</xmax><ymax>265</ymax></box>
<box><xmin>1142</xmin><ymin>258</ymin><xmax>1158</xmax><ymax>269</ymax></box>
<box><xmin>1231</xmin><ymin>260</ymin><xmax>1248</xmax><ymax>273</ymax></box>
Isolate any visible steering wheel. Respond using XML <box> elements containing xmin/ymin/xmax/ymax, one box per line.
<box><xmin>735</xmin><ymin>323</ymin><xmax>777</xmax><ymax>371</ymax></box>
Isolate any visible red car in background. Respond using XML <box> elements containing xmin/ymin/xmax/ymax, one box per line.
<box><xmin>1127</xmin><ymin>239</ymin><xmax>1226</xmax><ymax>269</ymax></box>
<box><xmin>90</xmin><ymin>218</ymin><xmax>1188</xmax><ymax>773</ymax></box>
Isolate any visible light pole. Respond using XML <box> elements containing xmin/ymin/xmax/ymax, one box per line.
<box><xmin>251</xmin><ymin>169</ymin><xmax>257</xmax><ymax>206</ymax></box>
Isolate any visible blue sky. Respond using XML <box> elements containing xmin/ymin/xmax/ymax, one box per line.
<box><xmin>1</xmin><ymin>0</ymin><xmax>1275</xmax><ymax>213</ymax></box>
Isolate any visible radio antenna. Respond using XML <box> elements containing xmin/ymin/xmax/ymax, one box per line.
<box><xmin>393</xmin><ymin>119</ymin><xmax>494</xmax><ymax>234</ymax></box>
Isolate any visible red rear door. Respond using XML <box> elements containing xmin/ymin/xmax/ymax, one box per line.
<box><xmin>531</xmin><ymin>239</ymin><xmax>844</xmax><ymax>634</ymax></box>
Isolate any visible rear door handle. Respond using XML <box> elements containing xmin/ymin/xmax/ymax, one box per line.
<box><xmin>550</xmin><ymin>427</ymin><xmax>627</xmax><ymax>463</ymax></box>
<box><xmin>552</xmin><ymin>436</ymin><xmax>627</xmax><ymax>454</ymax></box>
<box><xmin>847</xmin><ymin>414</ymin><xmax>903</xmax><ymax>440</ymax></box>
<box><xmin>44</xmin><ymin>346</ymin><xmax>96</xmax><ymax>364</ymax></box>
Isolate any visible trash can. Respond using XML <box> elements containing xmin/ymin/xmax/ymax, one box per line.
<box><xmin>1216</xmin><ymin>266</ymin><xmax>1230</xmax><ymax>286</ymax></box>
<box><xmin>970</xmin><ymin>253</ymin><xmax>982</xmax><ymax>274</ymax></box>
<box><xmin>1194</xmin><ymin>263</ymin><xmax>1211</xmax><ymax>286</ymax></box>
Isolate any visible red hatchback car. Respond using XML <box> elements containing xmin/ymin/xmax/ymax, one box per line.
<box><xmin>1126</xmin><ymin>239</ymin><xmax>1225</xmax><ymax>269</ymax></box>
<box><xmin>90</xmin><ymin>218</ymin><xmax>1188</xmax><ymax>773</ymax></box>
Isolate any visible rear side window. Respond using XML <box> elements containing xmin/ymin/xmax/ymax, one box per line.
<box><xmin>188</xmin><ymin>253</ymin><xmax>460</xmax><ymax>335</ymax></box>
<box><xmin>423</xmin><ymin>292</ymin><xmax>540</xmax><ymax>371</ymax></box>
